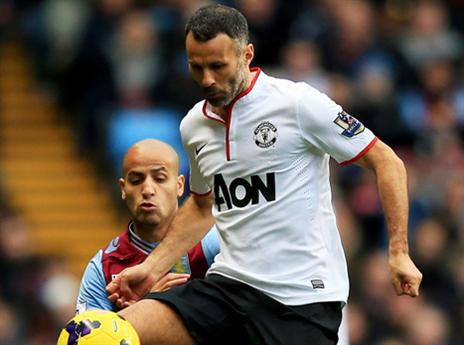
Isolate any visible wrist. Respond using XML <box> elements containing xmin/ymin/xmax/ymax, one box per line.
<box><xmin>388</xmin><ymin>237</ymin><xmax>409</xmax><ymax>257</ymax></box>
<box><xmin>389</xmin><ymin>247</ymin><xmax>408</xmax><ymax>255</ymax></box>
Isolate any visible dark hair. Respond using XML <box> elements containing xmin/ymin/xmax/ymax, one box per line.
<box><xmin>185</xmin><ymin>4</ymin><xmax>249</xmax><ymax>45</ymax></box>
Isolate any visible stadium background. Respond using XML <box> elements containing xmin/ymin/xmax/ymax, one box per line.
<box><xmin>0</xmin><ymin>0</ymin><xmax>463</xmax><ymax>344</ymax></box>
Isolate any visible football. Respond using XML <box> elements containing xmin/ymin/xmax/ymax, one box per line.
<box><xmin>56</xmin><ymin>309</ymin><xmax>140</xmax><ymax>345</ymax></box>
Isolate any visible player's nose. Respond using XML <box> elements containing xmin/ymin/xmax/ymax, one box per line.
<box><xmin>201</xmin><ymin>70</ymin><xmax>215</xmax><ymax>88</ymax></box>
<box><xmin>141</xmin><ymin>180</ymin><xmax>156</xmax><ymax>196</ymax></box>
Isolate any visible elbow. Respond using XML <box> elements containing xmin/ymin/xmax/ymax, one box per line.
<box><xmin>381</xmin><ymin>149</ymin><xmax>408</xmax><ymax>183</ymax></box>
<box><xmin>371</xmin><ymin>145</ymin><xmax>407</xmax><ymax>179</ymax></box>
<box><xmin>391</xmin><ymin>152</ymin><xmax>405</xmax><ymax>172</ymax></box>
<box><xmin>391</xmin><ymin>150</ymin><xmax>406</xmax><ymax>174</ymax></box>
<box><xmin>356</xmin><ymin>139</ymin><xmax>407</xmax><ymax>178</ymax></box>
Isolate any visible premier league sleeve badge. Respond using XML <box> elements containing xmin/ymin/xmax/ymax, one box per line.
<box><xmin>333</xmin><ymin>111</ymin><xmax>365</xmax><ymax>137</ymax></box>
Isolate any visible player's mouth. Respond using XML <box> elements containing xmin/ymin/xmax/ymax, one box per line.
<box><xmin>204</xmin><ymin>87</ymin><xmax>223</xmax><ymax>98</ymax></box>
<box><xmin>139</xmin><ymin>202</ymin><xmax>157</xmax><ymax>212</ymax></box>
<box><xmin>205</xmin><ymin>91</ymin><xmax>222</xmax><ymax>99</ymax></box>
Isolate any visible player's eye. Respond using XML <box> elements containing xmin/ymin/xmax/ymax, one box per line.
<box><xmin>190</xmin><ymin>64</ymin><xmax>202</xmax><ymax>71</ymax></box>
<box><xmin>211</xmin><ymin>63</ymin><xmax>225</xmax><ymax>70</ymax></box>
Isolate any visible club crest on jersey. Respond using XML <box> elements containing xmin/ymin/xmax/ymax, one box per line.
<box><xmin>253</xmin><ymin>121</ymin><xmax>278</xmax><ymax>148</ymax></box>
<box><xmin>334</xmin><ymin>111</ymin><xmax>364</xmax><ymax>137</ymax></box>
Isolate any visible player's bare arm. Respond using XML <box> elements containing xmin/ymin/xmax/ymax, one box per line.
<box><xmin>106</xmin><ymin>193</ymin><xmax>214</xmax><ymax>306</ymax></box>
<box><xmin>356</xmin><ymin>139</ymin><xmax>423</xmax><ymax>297</ymax></box>
<box><xmin>143</xmin><ymin>193</ymin><xmax>214</xmax><ymax>281</ymax></box>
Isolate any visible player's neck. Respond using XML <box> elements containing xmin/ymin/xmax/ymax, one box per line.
<box><xmin>132</xmin><ymin>222</ymin><xmax>167</xmax><ymax>243</ymax></box>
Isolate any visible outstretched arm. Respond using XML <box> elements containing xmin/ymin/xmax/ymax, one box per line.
<box><xmin>356</xmin><ymin>139</ymin><xmax>422</xmax><ymax>297</ymax></box>
<box><xmin>106</xmin><ymin>193</ymin><xmax>215</xmax><ymax>307</ymax></box>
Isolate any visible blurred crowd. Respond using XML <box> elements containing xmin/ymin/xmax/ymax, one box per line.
<box><xmin>0</xmin><ymin>0</ymin><xmax>463</xmax><ymax>344</ymax></box>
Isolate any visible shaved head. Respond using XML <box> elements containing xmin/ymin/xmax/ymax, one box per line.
<box><xmin>122</xmin><ymin>139</ymin><xmax>180</xmax><ymax>177</ymax></box>
<box><xmin>119</xmin><ymin>139</ymin><xmax>185</xmax><ymax>241</ymax></box>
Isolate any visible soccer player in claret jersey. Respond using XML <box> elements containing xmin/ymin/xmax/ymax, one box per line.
<box><xmin>76</xmin><ymin>139</ymin><xmax>219</xmax><ymax>312</ymax></box>
<box><xmin>107</xmin><ymin>5</ymin><xmax>422</xmax><ymax>345</ymax></box>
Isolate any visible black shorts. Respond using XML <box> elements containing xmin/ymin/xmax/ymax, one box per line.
<box><xmin>143</xmin><ymin>274</ymin><xmax>342</xmax><ymax>345</ymax></box>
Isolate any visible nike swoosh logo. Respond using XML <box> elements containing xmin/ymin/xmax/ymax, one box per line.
<box><xmin>195</xmin><ymin>143</ymin><xmax>207</xmax><ymax>155</ymax></box>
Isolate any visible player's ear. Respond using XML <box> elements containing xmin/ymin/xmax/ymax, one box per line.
<box><xmin>244</xmin><ymin>43</ymin><xmax>254</xmax><ymax>67</ymax></box>
<box><xmin>119</xmin><ymin>178</ymin><xmax>126</xmax><ymax>200</ymax></box>
<box><xmin>177</xmin><ymin>175</ymin><xmax>185</xmax><ymax>197</ymax></box>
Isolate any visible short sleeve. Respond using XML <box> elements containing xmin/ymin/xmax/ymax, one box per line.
<box><xmin>296</xmin><ymin>83</ymin><xmax>376</xmax><ymax>164</ymax></box>
<box><xmin>188</xmin><ymin>150</ymin><xmax>211</xmax><ymax>195</ymax></box>
<box><xmin>180</xmin><ymin>116</ymin><xmax>211</xmax><ymax>195</ymax></box>
<box><xmin>200</xmin><ymin>225</ymin><xmax>221</xmax><ymax>267</ymax></box>
<box><xmin>76</xmin><ymin>250</ymin><xmax>114</xmax><ymax>313</ymax></box>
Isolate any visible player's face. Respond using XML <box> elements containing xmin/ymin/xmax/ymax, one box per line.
<box><xmin>186</xmin><ymin>32</ymin><xmax>253</xmax><ymax>108</ymax></box>
<box><xmin>119</xmin><ymin>154</ymin><xmax>184</xmax><ymax>235</ymax></box>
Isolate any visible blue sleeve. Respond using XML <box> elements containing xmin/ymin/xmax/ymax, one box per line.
<box><xmin>200</xmin><ymin>225</ymin><xmax>220</xmax><ymax>267</ymax></box>
<box><xmin>76</xmin><ymin>250</ymin><xmax>115</xmax><ymax>313</ymax></box>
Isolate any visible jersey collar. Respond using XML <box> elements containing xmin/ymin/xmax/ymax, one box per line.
<box><xmin>128</xmin><ymin>222</ymin><xmax>158</xmax><ymax>255</ymax></box>
<box><xmin>202</xmin><ymin>67</ymin><xmax>262</xmax><ymax>123</ymax></box>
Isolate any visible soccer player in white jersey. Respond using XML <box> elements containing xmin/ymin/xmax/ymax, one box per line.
<box><xmin>107</xmin><ymin>5</ymin><xmax>423</xmax><ymax>345</ymax></box>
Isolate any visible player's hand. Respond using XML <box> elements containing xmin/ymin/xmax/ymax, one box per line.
<box><xmin>389</xmin><ymin>253</ymin><xmax>423</xmax><ymax>297</ymax></box>
<box><xmin>152</xmin><ymin>273</ymin><xmax>190</xmax><ymax>292</ymax></box>
<box><xmin>106</xmin><ymin>262</ymin><xmax>156</xmax><ymax>309</ymax></box>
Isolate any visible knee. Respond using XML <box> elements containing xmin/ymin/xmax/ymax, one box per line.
<box><xmin>117</xmin><ymin>299</ymin><xmax>196</xmax><ymax>345</ymax></box>
<box><xmin>117</xmin><ymin>300</ymin><xmax>160</xmax><ymax>343</ymax></box>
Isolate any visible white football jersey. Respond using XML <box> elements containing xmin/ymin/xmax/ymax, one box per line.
<box><xmin>180</xmin><ymin>68</ymin><xmax>377</xmax><ymax>305</ymax></box>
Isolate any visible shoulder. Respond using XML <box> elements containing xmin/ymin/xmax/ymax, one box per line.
<box><xmin>265</xmin><ymin>73</ymin><xmax>330</xmax><ymax>101</ymax></box>
<box><xmin>80</xmin><ymin>249</ymin><xmax>105</xmax><ymax>288</ymax></box>
<box><xmin>293</xmin><ymin>80</ymin><xmax>331</xmax><ymax>104</ymax></box>
<box><xmin>180</xmin><ymin>100</ymin><xmax>205</xmax><ymax>134</ymax></box>
<box><xmin>262</xmin><ymin>73</ymin><xmax>312</xmax><ymax>96</ymax></box>
<box><xmin>85</xmin><ymin>249</ymin><xmax>104</xmax><ymax>270</ymax></box>
<box><xmin>293</xmin><ymin>81</ymin><xmax>342</xmax><ymax>126</ymax></box>
<box><xmin>101</xmin><ymin>234</ymin><xmax>123</xmax><ymax>256</ymax></box>
<box><xmin>261</xmin><ymin>74</ymin><xmax>326</xmax><ymax>111</ymax></box>
<box><xmin>101</xmin><ymin>229</ymin><xmax>132</xmax><ymax>259</ymax></box>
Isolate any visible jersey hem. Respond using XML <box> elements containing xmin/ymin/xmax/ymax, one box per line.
<box><xmin>207</xmin><ymin>271</ymin><xmax>348</xmax><ymax>306</ymax></box>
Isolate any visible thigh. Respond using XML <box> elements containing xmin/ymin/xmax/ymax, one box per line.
<box><xmin>118</xmin><ymin>299</ymin><xmax>198</xmax><ymax>345</ymax></box>
<box><xmin>144</xmin><ymin>276</ymin><xmax>248</xmax><ymax>344</ymax></box>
